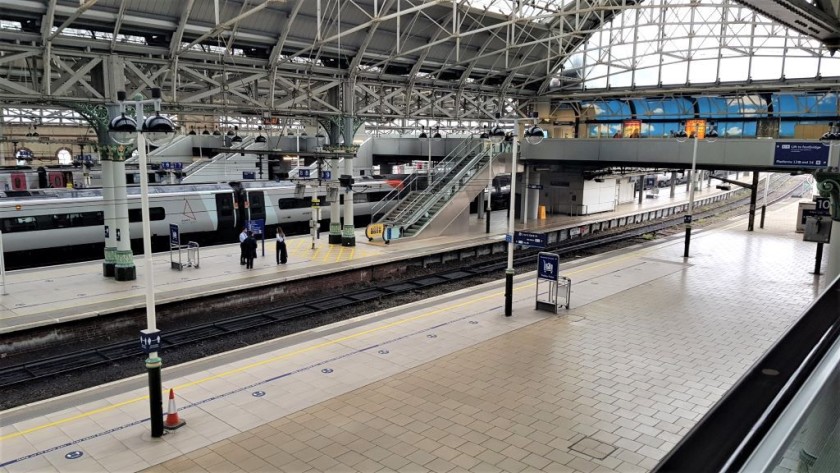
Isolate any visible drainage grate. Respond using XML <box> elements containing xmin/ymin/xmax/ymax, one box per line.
<box><xmin>569</xmin><ymin>436</ymin><xmax>616</xmax><ymax>460</ymax></box>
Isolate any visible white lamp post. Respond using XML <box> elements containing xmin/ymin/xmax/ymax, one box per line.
<box><xmin>110</xmin><ymin>88</ymin><xmax>177</xmax><ymax>438</ymax></box>
<box><xmin>501</xmin><ymin>114</ymin><xmax>544</xmax><ymax>316</ymax></box>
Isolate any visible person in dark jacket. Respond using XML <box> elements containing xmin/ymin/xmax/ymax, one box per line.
<box><xmin>242</xmin><ymin>231</ymin><xmax>258</xmax><ymax>269</ymax></box>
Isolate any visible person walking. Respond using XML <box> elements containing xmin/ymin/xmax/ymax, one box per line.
<box><xmin>243</xmin><ymin>231</ymin><xmax>258</xmax><ymax>269</ymax></box>
<box><xmin>276</xmin><ymin>227</ymin><xmax>288</xmax><ymax>264</ymax></box>
<box><xmin>239</xmin><ymin>227</ymin><xmax>248</xmax><ymax>265</ymax></box>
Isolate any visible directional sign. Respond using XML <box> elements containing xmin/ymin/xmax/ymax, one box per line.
<box><xmin>140</xmin><ymin>329</ymin><xmax>161</xmax><ymax>353</ymax></box>
<box><xmin>169</xmin><ymin>224</ymin><xmax>180</xmax><ymax>246</ymax></box>
<box><xmin>514</xmin><ymin>231</ymin><xmax>547</xmax><ymax>248</ymax></box>
<box><xmin>773</xmin><ymin>142</ymin><xmax>830</xmax><ymax>168</ymax></box>
<box><xmin>537</xmin><ymin>252</ymin><xmax>560</xmax><ymax>281</ymax></box>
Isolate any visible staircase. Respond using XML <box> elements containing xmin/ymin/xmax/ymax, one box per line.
<box><xmin>181</xmin><ymin>137</ymin><xmax>256</xmax><ymax>182</ymax></box>
<box><xmin>376</xmin><ymin>139</ymin><xmax>495</xmax><ymax>239</ymax></box>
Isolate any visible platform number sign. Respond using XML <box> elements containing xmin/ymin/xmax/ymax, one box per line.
<box><xmin>684</xmin><ymin>215</ymin><xmax>692</xmax><ymax>224</ymax></box>
<box><xmin>169</xmin><ymin>224</ymin><xmax>180</xmax><ymax>246</ymax></box>
<box><xmin>322</xmin><ymin>170</ymin><xmax>331</xmax><ymax>180</ymax></box>
<box><xmin>538</xmin><ymin>253</ymin><xmax>560</xmax><ymax>281</ymax></box>
<box><xmin>299</xmin><ymin>169</ymin><xmax>311</xmax><ymax>178</ymax></box>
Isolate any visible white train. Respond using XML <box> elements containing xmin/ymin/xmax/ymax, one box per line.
<box><xmin>0</xmin><ymin>178</ymin><xmax>398</xmax><ymax>266</ymax></box>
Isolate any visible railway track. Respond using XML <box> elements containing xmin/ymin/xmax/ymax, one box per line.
<box><xmin>0</xmin><ymin>178</ymin><xmax>798</xmax><ymax>390</ymax></box>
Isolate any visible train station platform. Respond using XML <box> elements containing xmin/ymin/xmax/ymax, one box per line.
<box><xmin>0</xmin><ymin>193</ymin><xmax>825</xmax><ymax>472</ymax></box>
<box><xmin>0</xmin><ymin>175</ymin><xmax>749</xmax><ymax>335</ymax></box>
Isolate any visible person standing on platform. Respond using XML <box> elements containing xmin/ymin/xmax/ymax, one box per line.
<box><xmin>276</xmin><ymin>227</ymin><xmax>288</xmax><ymax>265</ymax></box>
<box><xmin>239</xmin><ymin>227</ymin><xmax>248</xmax><ymax>265</ymax></box>
<box><xmin>243</xmin><ymin>231</ymin><xmax>257</xmax><ymax>269</ymax></box>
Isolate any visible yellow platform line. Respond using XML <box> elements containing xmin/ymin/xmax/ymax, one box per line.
<box><xmin>320</xmin><ymin>245</ymin><xmax>335</xmax><ymax>263</ymax></box>
<box><xmin>0</xmin><ymin>241</ymin><xmax>669</xmax><ymax>442</ymax></box>
<box><xmin>336</xmin><ymin>246</ymin><xmax>346</xmax><ymax>262</ymax></box>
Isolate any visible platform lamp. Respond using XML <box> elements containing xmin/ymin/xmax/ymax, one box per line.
<box><xmin>501</xmin><ymin>113</ymin><xmax>544</xmax><ymax>316</ymax></box>
<box><xmin>675</xmin><ymin>121</ymin><xmax>717</xmax><ymax>258</ymax></box>
<box><xmin>109</xmin><ymin>87</ymin><xmax>177</xmax><ymax>439</ymax></box>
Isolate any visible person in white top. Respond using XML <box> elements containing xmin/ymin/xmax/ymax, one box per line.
<box><xmin>276</xmin><ymin>227</ymin><xmax>287</xmax><ymax>264</ymax></box>
<box><xmin>239</xmin><ymin>228</ymin><xmax>248</xmax><ymax>265</ymax></box>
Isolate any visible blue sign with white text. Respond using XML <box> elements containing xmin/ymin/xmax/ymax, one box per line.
<box><xmin>246</xmin><ymin>219</ymin><xmax>265</xmax><ymax>235</ymax></box>
<box><xmin>773</xmin><ymin>142</ymin><xmax>830</xmax><ymax>168</ymax></box>
<box><xmin>140</xmin><ymin>329</ymin><xmax>161</xmax><ymax>353</ymax></box>
<box><xmin>299</xmin><ymin>169</ymin><xmax>311</xmax><ymax>178</ymax></box>
<box><xmin>514</xmin><ymin>231</ymin><xmax>547</xmax><ymax>248</ymax></box>
<box><xmin>322</xmin><ymin>170</ymin><xmax>331</xmax><ymax>180</ymax></box>
<box><xmin>169</xmin><ymin>224</ymin><xmax>180</xmax><ymax>246</ymax></box>
<box><xmin>538</xmin><ymin>253</ymin><xmax>560</xmax><ymax>281</ymax></box>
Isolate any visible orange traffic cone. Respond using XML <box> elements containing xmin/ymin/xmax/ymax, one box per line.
<box><xmin>163</xmin><ymin>388</ymin><xmax>186</xmax><ymax>430</ymax></box>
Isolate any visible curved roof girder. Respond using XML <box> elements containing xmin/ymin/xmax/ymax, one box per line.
<box><xmin>733</xmin><ymin>0</ymin><xmax>840</xmax><ymax>52</ymax></box>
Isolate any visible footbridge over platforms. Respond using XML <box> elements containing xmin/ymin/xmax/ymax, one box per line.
<box><xmin>522</xmin><ymin>138</ymin><xmax>840</xmax><ymax>171</ymax></box>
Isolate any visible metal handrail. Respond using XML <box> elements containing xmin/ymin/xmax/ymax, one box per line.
<box><xmin>384</xmin><ymin>146</ymin><xmax>491</xmax><ymax>231</ymax></box>
<box><xmin>380</xmin><ymin>141</ymin><xmax>481</xmax><ymax>224</ymax></box>
<box><xmin>372</xmin><ymin>138</ymin><xmax>478</xmax><ymax>222</ymax></box>
<box><xmin>182</xmin><ymin>136</ymin><xmax>256</xmax><ymax>179</ymax></box>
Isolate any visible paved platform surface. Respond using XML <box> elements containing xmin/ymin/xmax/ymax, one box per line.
<box><xmin>0</xmin><ymin>194</ymin><xmax>825</xmax><ymax>473</ymax></box>
<box><xmin>0</xmin><ymin>176</ymin><xmax>738</xmax><ymax>334</ymax></box>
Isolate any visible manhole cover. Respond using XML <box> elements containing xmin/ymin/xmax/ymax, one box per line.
<box><xmin>569</xmin><ymin>437</ymin><xmax>616</xmax><ymax>460</ymax></box>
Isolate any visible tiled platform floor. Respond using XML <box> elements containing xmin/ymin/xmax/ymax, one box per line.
<box><xmin>0</xmin><ymin>195</ymin><xmax>825</xmax><ymax>472</ymax></box>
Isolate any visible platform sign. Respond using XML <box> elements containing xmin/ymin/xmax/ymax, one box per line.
<box><xmin>169</xmin><ymin>224</ymin><xmax>180</xmax><ymax>246</ymax></box>
<box><xmin>247</xmin><ymin>219</ymin><xmax>266</xmax><ymax>256</ymax></box>
<box><xmin>535</xmin><ymin>252</ymin><xmax>570</xmax><ymax>313</ymax></box>
<box><xmin>684</xmin><ymin>215</ymin><xmax>692</xmax><ymax>224</ymax></box>
<box><xmin>298</xmin><ymin>169</ymin><xmax>311</xmax><ymax>178</ymax></box>
<box><xmin>813</xmin><ymin>197</ymin><xmax>831</xmax><ymax>217</ymax></box>
<box><xmin>527</xmin><ymin>184</ymin><xmax>543</xmax><ymax>190</ymax></box>
<box><xmin>322</xmin><ymin>170</ymin><xmax>331</xmax><ymax>180</ymax></box>
<box><xmin>243</xmin><ymin>171</ymin><xmax>256</xmax><ymax>179</ymax></box>
<box><xmin>140</xmin><ymin>329</ymin><xmax>161</xmax><ymax>353</ymax></box>
<box><xmin>773</xmin><ymin>142</ymin><xmax>829</xmax><ymax>168</ymax></box>
<box><xmin>537</xmin><ymin>252</ymin><xmax>560</xmax><ymax>281</ymax></box>
<box><xmin>161</xmin><ymin>161</ymin><xmax>171</xmax><ymax>170</ymax></box>
<box><xmin>174</xmin><ymin>162</ymin><xmax>183</xmax><ymax>171</ymax></box>
<box><xmin>514</xmin><ymin>231</ymin><xmax>547</xmax><ymax>248</ymax></box>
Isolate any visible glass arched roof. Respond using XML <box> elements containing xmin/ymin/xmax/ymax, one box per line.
<box><xmin>554</xmin><ymin>0</ymin><xmax>840</xmax><ymax>91</ymax></box>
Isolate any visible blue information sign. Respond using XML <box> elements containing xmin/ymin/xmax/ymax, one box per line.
<box><xmin>322</xmin><ymin>170</ymin><xmax>331</xmax><ymax>180</ymax></box>
<box><xmin>169</xmin><ymin>224</ymin><xmax>180</xmax><ymax>246</ymax></box>
<box><xmin>299</xmin><ymin>169</ymin><xmax>311</xmax><ymax>178</ymax></box>
<box><xmin>684</xmin><ymin>215</ymin><xmax>692</xmax><ymax>224</ymax></box>
<box><xmin>537</xmin><ymin>253</ymin><xmax>560</xmax><ymax>281</ymax></box>
<box><xmin>773</xmin><ymin>142</ymin><xmax>830</xmax><ymax>168</ymax></box>
<box><xmin>243</xmin><ymin>171</ymin><xmax>256</xmax><ymax>179</ymax></box>
<box><xmin>514</xmin><ymin>231</ymin><xmax>547</xmax><ymax>248</ymax></box>
<box><xmin>246</xmin><ymin>219</ymin><xmax>265</xmax><ymax>235</ymax></box>
<box><xmin>161</xmin><ymin>161</ymin><xmax>171</xmax><ymax>170</ymax></box>
<box><xmin>140</xmin><ymin>329</ymin><xmax>161</xmax><ymax>353</ymax></box>
<box><xmin>174</xmin><ymin>162</ymin><xmax>183</xmax><ymax>171</ymax></box>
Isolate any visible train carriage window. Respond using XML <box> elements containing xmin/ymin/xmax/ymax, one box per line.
<box><xmin>278</xmin><ymin>198</ymin><xmax>310</xmax><ymax>209</ymax></box>
<box><xmin>248</xmin><ymin>192</ymin><xmax>265</xmax><ymax>213</ymax></box>
<box><xmin>1</xmin><ymin>211</ymin><xmax>103</xmax><ymax>233</ymax></box>
<box><xmin>128</xmin><ymin>208</ymin><xmax>166</xmax><ymax>222</ymax></box>
<box><xmin>353</xmin><ymin>193</ymin><xmax>369</xmax><ymax>204</ymax></box>
<box><xmin>366</xmin><ymin>191</ymin><xmax>390</xmax><ymax>202</ymax></box>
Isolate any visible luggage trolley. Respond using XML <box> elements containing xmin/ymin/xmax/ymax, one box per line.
<box><xmin>535</xmin><ymin>252</ymin><xmax>571</xmax><ymax>313</ymax></box>
<box><xmin>168</xmin><ymin>224</ymin><xmax>200</xmax><ymax>271</ymax></box>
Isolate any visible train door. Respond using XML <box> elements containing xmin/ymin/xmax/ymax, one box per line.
<box><xmin>247</xmin><ymin>191</ymin><xmax>266</xmax><ymax>225</ymax></box>
<box><xmin>215</xmin><ymin>192</ymin><xmax>236</xmax><ymax>240</ymax></box>
<box><xmin>10</xmin><ymin>172</ymin><xmax>27</xmax><ymax>191</ymax></box>
<box><xmin>48</xmin><ymin>172</ymin><xmax>66</xmax><ymax>189</ymax></box>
